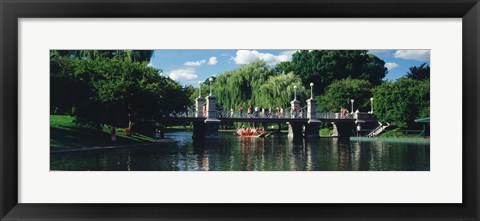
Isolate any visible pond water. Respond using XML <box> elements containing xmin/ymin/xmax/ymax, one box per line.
<box><xmin>50</xmin><ymin>131</ymin><xmax>430</xmax><ymax>171</ymax></box>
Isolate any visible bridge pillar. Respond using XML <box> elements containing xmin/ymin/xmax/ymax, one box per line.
<box><xmin>205</xmin><ymin>95</ymin><xmax>217</xmax><ymax>119</ymax></box>
<box><xmin>204</xmin><ymin>95</ymin><xmax>221</xmax><ymax>138</ymax></box>
<box><xmin>195</xmin><ymin>97</ymin><xmax>206</xmax><ymax>117</ymax></box>
<box><xmin>287</xmin><ymin>122</ymin><xmax>303</xmax><ymax>139</ymax></box>
<box><xmin>333</xmin><ymin>122</ymin><xmax>356</xmax><ymax>138</ymax></box>
<box><xmin>192</xmin><ymin>121</ymin><xmax>205</xmax><ymax>139</ymax></box>
<box><xmin>306</xmin><ymin>98</ymin><xmax>317</xmax><ymax>120</ymax></box>
<box><xmin>305</xmin><ymin>98</ymin><xmax>321</xmax><ymax>138</ymax></box>
<box><xmin>263</xmin><ymin>122</ymin><xmax>270</xmax><ymax>131</ymax></box>
<box><xmin>304</xmin><ymin>123</ymin><xmax>321</xmax><ymax>138</ymax></box>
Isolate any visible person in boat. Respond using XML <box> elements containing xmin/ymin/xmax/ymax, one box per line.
<box><xmin>237</xmin><ymin>125</ymin><xmax>270</xmax><ymax>136</ymax></box>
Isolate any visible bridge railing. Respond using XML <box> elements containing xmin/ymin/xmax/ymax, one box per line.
<box><xmin>317</xmin><ymin>112</ymin><xmax>355</xmax><ymax>119</ymax></box>
<box><xmin>215</xmin><ymin>110</ymin><xmax>308</xmax><ymax>119</ymax></box>
<box><xmin>170</xmin><ymin>109</ymin><xmax>356</xmax><ymax>119</ymax></box>
<box><xmin>170</xmin><ymin>109</ymin><xmax>196</xmax><ymax>118</ymax></box>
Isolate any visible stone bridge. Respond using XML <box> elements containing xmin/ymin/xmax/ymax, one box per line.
<box><xmin>162</xmin><ymin>93</ymin><xmax>377</xmax><ymax>139</ymax></box>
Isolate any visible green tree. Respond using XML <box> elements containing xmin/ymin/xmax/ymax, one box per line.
<box><xmin>373</xmin><ymin>78</ymin><xmax>430</xmax><ymax>128</ymax></box>
<box><xmin>194</xmin><ymin>60</ymin><xmax>310</xmax><ymax>113</ymax></box>
<box><xmin>257</xmin><ymin>72</ymin><xmax>307</xmax><ymax>109</ymax></box>
<box><xmin>289</xmin><ymin>50</ymin><xmax>387</xmax><ymax>95</ymax></box>
<box><xmin>406</xmin><ymin>63</ymin><xmax>430</xmax><ymax>80</ymax></box>
<box><xmin>212</xmin><ymin>60</ymin><xmax>275</xmax><ymax>110</ymax></box>
<box><xmin>273</xmin><ymin>61</ymin><xmax>294</xmax><ymax>74</ymax></box>
<box><xmin>50</xmin><ymin>50</ymin><xmax>191</xmax><ymax>128</ymax></box>
<box><xmin>51</xmin><ymin>50</ymin><xmax>154</xmax><ymax>62</ymax></box>
<box><xmin>317</xmin><ymin>79</ymin><xmax>373</xmax><ymax>112</ymax></box>
<box><xmin>50</xmin><ymin>54</ymin><xmax>90</xmax><ymax>114</ymax></box>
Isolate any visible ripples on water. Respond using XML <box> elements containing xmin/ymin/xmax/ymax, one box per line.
<box><xmin>50</xmin><ymin>131</ymin><xmax>430</xmax><ymax>171</ymax></box>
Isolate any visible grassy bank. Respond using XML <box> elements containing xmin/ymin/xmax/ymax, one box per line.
<box><xmin>50</xmin><ymin>115</ymin><xmax>156</xmax><ymax>150</ymax></box>
<box><xmin>378</xmin><ymin>129</ymin><xmax>427</xmax><ymax>138</ymax></box>
<box><xmin>320</xmin><ymin>128</ymin><xmax>332</xmax><ymax>136</ymax></box>
<box><xmin>350</xmin><ymin>137</ymin><xmax>430</xmax><ymax>143</ymax></box>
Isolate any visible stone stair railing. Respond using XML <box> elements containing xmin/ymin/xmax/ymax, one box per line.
<box><xmin>367</xmin><ymin>121</ymin><xmax>390</xmax><ymax>137</ymax></box>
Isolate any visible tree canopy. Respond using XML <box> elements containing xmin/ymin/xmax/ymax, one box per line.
<box><xmin>276</xmin><ymin>50</ymin><xmax>387</xmax><ymax>95</ymax></box>
<box><xmin>373</xmin><ymin>78</ymin><xmax>430</xmax><ymax>128</ymax></box>
<box><xmin>406</xmin><ymin>63</ymin><xmax>430</xmax><ymax>80</ymax></box>
<box><xmin>257</xmin><ymin>72</ymin><xmax>307</xmax><ymax>109</ymax></box>
<box><xmin>50</xmin><ymin>50</ymin><xmax>192</xmax><ymax>128</ymax></box>
<box><xmin>209</xmin><ymin>60</ymin><xmax>309</xmax><ymax>111</ymax></box>
<box><xmin>317</xmin><ymin>79</ymin><xmax>373</xmax><ymax>112</ymax></box>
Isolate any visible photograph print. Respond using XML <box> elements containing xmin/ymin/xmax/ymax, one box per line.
<box><xmin>50</xmin><ymin>49</ymin><xmax>430</xmax><ymax>171</ymax></box>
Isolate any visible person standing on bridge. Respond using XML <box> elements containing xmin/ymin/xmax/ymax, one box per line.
<box><xmin>202</xmin><ymin>104</ymin><xmax>206</xmax><ymax>117</ymax></box>
<box><xmin>248</xmin><ymin>105</ymin><xmax>252</xmax><ymax>118</ymax></box>
<box><xmin>230</xmin><ymin>106</ymin><xmax>234</xmax><ymax>117</ymax></box>
<box><xmin>254</xmin><ymin>106</ymin><xmax>259</xmax><ymax>117</ymax></box>
<box><xmin>239</xmin><ymin>105</ymin><xmax>243</xmax><ymax>117</ymax></box>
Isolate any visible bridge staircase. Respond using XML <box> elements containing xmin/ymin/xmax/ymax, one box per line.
<box><xmin>367</xmin><ymin>121</ymin><xmax>390</xmax><ymax>137</ymax></box>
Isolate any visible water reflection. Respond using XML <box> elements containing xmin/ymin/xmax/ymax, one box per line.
<box><xmin>51</xmin><ymin>131</ymin><xmax>430</xmax><ymax>171</ymax></box>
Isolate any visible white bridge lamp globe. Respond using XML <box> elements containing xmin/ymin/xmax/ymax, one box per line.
<box><xmin>351</xmin><ymin>99</ymin><xmax>354</xmax><ymax>113</ymax></box>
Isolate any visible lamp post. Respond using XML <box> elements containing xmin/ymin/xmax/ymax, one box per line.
<box><xmin>293</xmin><ymin>85</ymin><xmax>297</xmax><ymax>101</ymax></box>
<box><xmin>208</xmin><ymin>78</ymin><xmax>213</xmax><ymax>96</ymax></box>
<box><xmin>350</xmin><ymin>99</ymin><xmax>354</xmax><ymax>113</ymax></box>
<box><xmin>310</xmin><ymin>82</ymin><xmax>314</xmax><ymax>99</ymax></box>
<box><xmin>370</xmin><ymin>97</ymin><xmax>374</xmax><ymax>113</ymax></box>
<box><xmin>198</xmin><ymin>81</ymin><xmax>203</xmax><ymax>98</ymax></box>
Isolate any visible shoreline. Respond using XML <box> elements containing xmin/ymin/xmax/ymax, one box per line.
<box><xmin>51</xmin><ymin>134</ymin><xmax>430</xmax><ymax>154</ymax></box>
<box><xmin>50</xmin><ymin>138</ymin><xmax>179</xmax><ymax>153</ymax></box>
<box><xmin>350</xmin><ymin>136</ymin><xmax>430</xmax><ymax>143</ymax></box>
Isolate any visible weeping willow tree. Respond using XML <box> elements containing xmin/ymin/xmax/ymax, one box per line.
<box><xmin>196</xmin><ymin>60</ymin><xmax>310</xmax><ymax>112</ymax></box>
<box><xmin>213</xmin><ymin>60</ymin><xmax>274</xmax><ymax>110</ymax></box>
<box><xmin>257</xmin><ymin>72</ymin><xmax>308</xmax><ymax>109</ymax></box>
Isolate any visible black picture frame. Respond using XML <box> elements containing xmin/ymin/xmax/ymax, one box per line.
<box><xmin>1</xmin><ymin>0</ymin><xmax>479</xmax><ymax>220</ymax></box>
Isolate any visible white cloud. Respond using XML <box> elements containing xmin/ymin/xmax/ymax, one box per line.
<box><xmin>280</xmin><ymin>50</ymin><xmax>299</xmax><ymax>56</ymax></box>
<box><xmin>208</xmin><ymin>57</ymin><xmax>218</xmax><ymax>65</ymax></box>
<box><xmin>394</xmin><ymin>50</ymin><xmax>430</xmax><ymax>61</ymax></box>
<box><xmin>184</xmin><ymin>60</ymin><xmax>206</xmax><ymax>67</ymax></box>
<box><xmin>369</xmin><ymin>50</ymin><xmax>394</xmax><ymax>57</ymax></box>
<box><xmin>385</xmin><ymin>62</ymin><xmax>399</xmax><ymax>70</ymax></box>
<box><xmin>168</xmin><ymin>68</ymin><xmax>198</xmax><ymax>81</ymax></box>
<box><xmin>232</xmin><ymin>50</ymin><xmax>292</xmax><ymax>65</ymax></box>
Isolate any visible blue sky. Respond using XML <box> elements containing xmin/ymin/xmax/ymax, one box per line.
<box><xmin>148</xmin><ymin>49</ymin><xmax>430</xmax><ymax>87</ymax></box>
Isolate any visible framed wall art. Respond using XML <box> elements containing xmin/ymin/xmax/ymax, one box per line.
<box><xmin>1</xmin><ymin>0</ymin><xmax>479</xmax><ymax>220</ymax></box>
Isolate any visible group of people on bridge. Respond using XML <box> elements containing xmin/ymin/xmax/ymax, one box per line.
<box><xmin>228</xmin><ymin>105</ymin><xmax>304</xmax><ymax>118</ymax></box>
